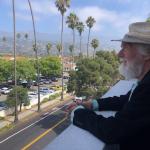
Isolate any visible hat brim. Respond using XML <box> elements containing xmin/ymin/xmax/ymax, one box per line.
<box><xmin>111</xmin><ymin>39</ymin><xmax>122</xmax><ymax>42</ymax></box>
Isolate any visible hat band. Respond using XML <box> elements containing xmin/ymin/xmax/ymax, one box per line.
<box><xmin>122</xmin><ymin>34</ymin><xmax>150</xmax><ymax>44</ymax></box>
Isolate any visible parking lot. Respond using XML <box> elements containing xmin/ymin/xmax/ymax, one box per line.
<box><xmin>0</xmin><ymin>77</ymin><xmax>68</xmax><ymax>103</ymax></box>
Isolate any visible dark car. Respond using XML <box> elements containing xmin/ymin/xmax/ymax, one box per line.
<box><xmin>21</xmin><ymin>80</ymin><xmax>31</xmax><ymax>88</ymax></box>
<box><xmin>0</xmin><ymin>102</ymin><xmax>8</xmax><ymax>110</ymax></box>
<box><xmin>51</xmin><ymin>77</ymin><xmax>58</xmax><ymax>82</ymax></box>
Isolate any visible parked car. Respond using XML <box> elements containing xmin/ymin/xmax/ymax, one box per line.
<box><xmin>28</xmin><ymin>91</ymin><xmax>38</xmax><ymax>99</ymax></box>
<box><xmin>40</xmin><ymin>87</ymin><xmax>50</xmax><ymax>94</ymax></box>
<box><xmin>0</xmin><ymin>87</ymin><xmax>12</xmax><ymax>94</ymax></box>
<box><xmin>21</xmin><ymin>80</ymin><xmax>31</xmax><ymax>88</ymax></box>
<box><xmin>0</xmin><ymin>102</ymin><xmax>8</xmax><ymax>110</ymax></box>
<box><xmin>43</xmin><ymin>79</ymin><xmax>52</xmax><ymax>84</ymax></box>
<box><xmin>32</xmin><ymin>80</ymin><xmax>38</xmax><ymax>86</ymax></box>
<box><xmin>50</xmin><ymin>85</ymin><xmax>61</xmax><ymax>91</ymax></box>
<box><xmin>51</xmin><ymin>77</ymin><xmax>58</xmax><ymax>82</ymax></box>
<box><xmin>63</xmin><ymin>76</ymin><xmax>69</xmax><ymax>79</ymax></box>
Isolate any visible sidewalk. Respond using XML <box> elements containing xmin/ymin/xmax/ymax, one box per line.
<box><xmin>0</xmin><ymin>93</ymin><xmax>73</xmax><ymax>130</ymax></box>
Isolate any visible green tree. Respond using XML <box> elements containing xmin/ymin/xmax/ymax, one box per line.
<box><xmin>6</xmin><ymin>86</ymin><xmax>29</xmax><ymax>112</ymax></box>
<box><xmin>55</xmin><ymin>0</ymin><xmax>70</xmax><ymax>100</ymax></box>
<box><xmin>91</xmin><ymin>38</ymin><xmax>99</xmax><ymax>58</ymax></box>
<box><xmin>67</xmin><ymin>50</ymin><xmax>120</xmax><ymax>98</ymax></box>
<box><xmin>46</xmin><ymin>42</ymin><xmax>52</xmax><ymax>55</ymax></box>
<box><xmin>67</xmin><ymin>70</ymin><xmax>77</xmax><ymax>93</ymax></box>
<box><xmin>86</xmin><ymin>16</ymin><xmax>96</xmax><ymax>57</ymax></box>
<box><xmin>39</xmin><ymin>56</ymin><xmax>61</xmax><ymax>77</ymax></box>
<box><xmin>76</xmin><ymin>21</ymin><xmax>84</xmax><ymax>54</ymax></box>
<box><xmin>16</xmin><ymin>58</ymin><xmax>36</xmax><ymax>81</ymax></box>
<box><xmin>0</xmin><ymin>59</ymin><xmax>11</xmax><ymax>83</ymax></box>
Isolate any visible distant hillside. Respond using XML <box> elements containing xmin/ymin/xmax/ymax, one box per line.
<box><xmin>0</xmin><ymin>31</ymin><xmax>118</xmax><ymax>56</ymax></box>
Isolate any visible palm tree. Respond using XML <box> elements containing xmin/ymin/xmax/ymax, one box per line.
<box><xmin>2</xmin><ymin>36</ymin><xmax>7</xmax><ymax>50</ymax></box>
<box><xmin>16</xmin><ymin>33</ymin><xmax>21</xmax><ymax>51</ymax></box>
<box><xmin>55</xmin><ymin>0</ymin><xmax>70</xmax><ymax>100</ymax></box>
<box><xmin>2</xmin><ymin>36</ymin><xmax>6</xmax><ymax>42</ymax></box>
<box><xmin>86</xmin><ymin>16</ymin><xmax>96</xmax><ymax>57</ymax></box>
<box><xmin>28</xmin><ymin>0</ymin><xmax>41</xmax><ymax>111</ymax></box>
<box><xmin>91</xmin><ymin>38</ymin><xmax>99</xmax><ymax>58</ymax></box>
<box><xmin>46</xmin><ymin>42</ymin><xmax>52</xmax><ymax>55</ymax></box>
<box><xmin>16</xmin><ymin>33</ymin><xmax>21</xmax><ymax>39</ymax></box>
<box><xmin>76</xmin><ymin>21</ymin><xmax>84</xmax><ymax>55</ymax></box>
<box><xmin>12</xmin><ymin>0</ymin><xmax>18</xmax><ymax>123</ymax></box>
<box><xmin>56</xmin><ymin>43</ymin><xmax>62</xmax><ymax>56</ymax></box>
<box><xmin>24</xmin><ymin>33</ymin><xmax>29</xmax><ymax>51</ymax></box>
<box><xmin>69</xmin><ymin>44</ymin><xmax>74</xmax><ymax>70</ymax></box>
<box><xmin>66</xmin><ymin>12</ymin><xmax>79</xmax><ymax>57</ymax></box>
<box><xmin>24</xmin><ymin>33</ymin><xmax>28</xmax><ymax>40</ymax></box>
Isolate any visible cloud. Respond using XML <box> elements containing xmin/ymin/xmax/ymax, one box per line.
<box><xmin>18</xmin><ymin>0</ymin><xmax>58</xmax><ymax>16</ymax></box>
<box><xmin>7</xmin><ymin>0</ymin><xmax>59</xmax><ymax>22</ymax></box>
<box><xmin>73</xmin><ymin>6</ymin><xmax>146</xmax><ymax>34</ymax></box>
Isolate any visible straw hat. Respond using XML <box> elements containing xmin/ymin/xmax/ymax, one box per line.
<box><xmin>112</xmin><ymin>22</ymin><xmax>150</xmax><ymax>44</ymax></box>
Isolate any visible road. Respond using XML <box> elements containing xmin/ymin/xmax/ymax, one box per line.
<box><xmin>0</xmin><ymin>100</ymin><xmax>71</xmax><ymax>150</ymax></box>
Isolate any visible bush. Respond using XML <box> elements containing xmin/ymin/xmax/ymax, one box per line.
<box><xmin>41</xmin><ymin>98</ymin><xmax>49</xmax><ymax>104</ymax></box>
<box><xmin>49</xmin><ymin>93</ymin><xmax>61</xmax><ymax>100</ymax></box>
<box><xmin>0</xmin><ymin>117</ymin><xmax>4</xmax><ymax>120</ymax></box>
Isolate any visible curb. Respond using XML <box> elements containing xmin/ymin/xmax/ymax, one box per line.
<box><xmin>0</xmin><ymin>93</ymin><xmax>73</xmax><ymax>131</ymax></box>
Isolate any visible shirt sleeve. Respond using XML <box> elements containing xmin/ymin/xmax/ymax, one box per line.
<box><xmin>73</xmin><ymin>108</ymin><xmax>140</xmax><ymax>144</ymax></box>
<box><xmin>96</xmin><ymin>91</ymin><xmax>130</xmax><ymax>111</ymax></box>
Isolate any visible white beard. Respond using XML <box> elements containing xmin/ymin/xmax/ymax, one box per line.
<box><xmin>119</xmin><ymin>58</ymin><xmax>144</xmax><ymax>80</ymax></box>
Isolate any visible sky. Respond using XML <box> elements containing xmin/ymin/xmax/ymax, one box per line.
<box><xmin>0</xmin><ymin>0</ymin><xmax>150</xmax><ymax>50</ymax></box>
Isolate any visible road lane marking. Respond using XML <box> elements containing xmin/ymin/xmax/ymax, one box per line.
<box><xmin>21</xmin><ymin>117</ymin><xmax>67</xmax><ymax>150</ymax></box>
<box><xmin>0</xmin><ymin>101</ymin><xmax>71</xmax><ymax>144</ymax></box>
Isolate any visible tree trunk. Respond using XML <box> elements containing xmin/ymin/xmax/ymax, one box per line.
<box><xmin>72</xmin><ymin>29</ymin><xmax>75</xmax><ymax>70</ymax></box>
<box><xmin>28</xmin><ymin>0</ymin><xmax>40</xmax><ymax>111</ymax></box>
<box><xmin>12</xmin><ymin>0</ymin><xmax>18</xmax><ymax>123</ymax></box>
<box><xmin>93</xmin><ymin>48</ymin><xmax>96</xmax><ymax>58</ymax></box>
<box><xmin>19</xmin><ymin>103</ymin><xmax>22</xmax><ymax>112</ymax></box>
<box><xmin>61</xmin><ymin>14</ymin><xmax>64</xmax><ymax>101</ymax></box>
<box><xmin>80</xmin><ymin>34</ymin><xmax>82</xmax><ymax>55</ymax></box>
<box><xmin>87</xmin><ymin>28</ymin><xmax>91</xmax><ymax>57</ymax></box>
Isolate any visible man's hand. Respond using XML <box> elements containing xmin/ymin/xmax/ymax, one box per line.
<box><xmin>66</xmin><ymin>99</ymin><xmax>93</xmax><ymax>114</ymax></box>
<box><xmin>66</xmin><ymin>102</ymin><xmax>78</xmax><ymax>114</ymax></box>
<box><xmin>82</xmin><ymin>100</ymin><xmax>92</xmax><ymax>109</ymax></box>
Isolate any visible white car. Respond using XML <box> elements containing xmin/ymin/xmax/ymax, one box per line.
<box><xmin>28</xmin><ymin>91</ymin><xmax>38</xmax><ymax>99</ymax></box>
<box><xmin>1</xmin><ymin>87</ymin><xmax>12</xmax><ymax>94</ymax></box>
<box><xmin>40</xmin><ymin>87</ymin><xmax>51</xmax><ymax>94</ymax></box>
<box><xmin>28</xmin><ymin>91</ymin><xmax>37</xmax><ymax>96</ymax></box>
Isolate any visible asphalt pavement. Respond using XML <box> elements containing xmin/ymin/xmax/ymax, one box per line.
<box><xmin>0</xmin><ymin>98</ymin><xmax>72</xmax><ymax>150</ymax></box>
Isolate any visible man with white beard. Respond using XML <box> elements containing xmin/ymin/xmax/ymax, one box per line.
<box><xmin>67</xmin><ymin>22</ymin><xmax>150</xmax><ymax>150</ymax></box>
